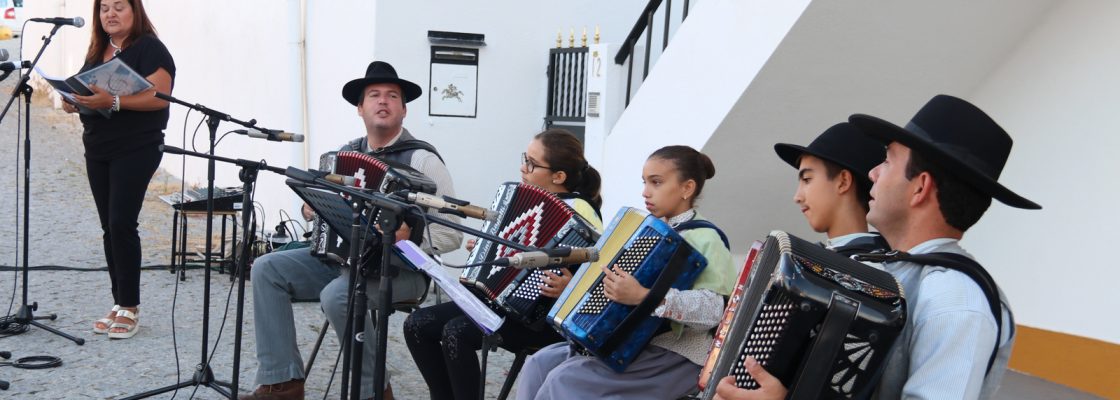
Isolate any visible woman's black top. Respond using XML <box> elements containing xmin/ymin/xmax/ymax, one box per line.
<box><xmin>79</xmin><ymin>33</ymin><xmax>175</xmax><ymax>160</ymax></box>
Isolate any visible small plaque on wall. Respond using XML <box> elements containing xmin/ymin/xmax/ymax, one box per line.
<box><xmin>429</xmin><ymin>46</ymin><xmax>479</xmax><ymax>118</ymax></box>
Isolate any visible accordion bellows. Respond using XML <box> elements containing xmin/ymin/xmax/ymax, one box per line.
<box><xmin>549</xmin><ymin>207</ymin><xmax>708</xmax><ymax>372</ymax></box>
<box><xmin>308</xmin><ymin>151</ymin><xmax>394</xmax><ymax>258</ymax></box>
<box><xmin>307</xmin><ymin>150</ymin><xmax>436</xmax><ymax>260</ymax></box>
<box><xmin>699</xmin><ymin>231</ymin><xmax>906</xmax><ymax>399</ymax></box>
<box><xmin>459</xmin><ymin>182</ymin><xmax>599</xmax><ymax>326</ymax></box>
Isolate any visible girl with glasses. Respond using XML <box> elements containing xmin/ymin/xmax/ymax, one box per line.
<box><xmin>404</xmin><ymin>129</ymin><xmax>603</xmax><ymax>399</ymax></box>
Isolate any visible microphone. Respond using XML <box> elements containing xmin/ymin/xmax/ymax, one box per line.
<box><xmin>405</xmin><ymin>192</ymin><xmax>498</xmax><ymax>221</ymax></box>
<box><xmin>234</xmin><ymin>128</ymin><xmax>305</xmax><ymax>143</ymax></box>
<box><xmin>493</xmin><ymin>247</ymin><xmax>600</xmax><ymax>269</ymax></box>
<box><xmin>0</xmin><ymin>49</ymin><xmax>29</xmax><ymax>72</ymax></box>
<box><xmin>0</xmin><ymin>60</ymin><xmax>29</xmax><ymax>72</ymax></box>
<box><xmin>29</xmin><ymin>17</ymin><xmax>86</xmax><ymax>27</ymax></box>
<box><xmin>322</xmin><ymin>173</ymin><xmax>357</xmax><ymax>186</ymax></box>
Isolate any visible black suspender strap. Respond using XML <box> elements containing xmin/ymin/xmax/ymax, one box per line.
<box><xmin>855</xmin><ymin>250</ymin><xmax>1010</xmax><ymax>375</ymax></box>
<box><xmin>373</xmin><ymin>140</ymin><xmax>445</xmax><ymax>164</ymax></box>
<box><xmin>344</xmin><ymin>137</ymin><xmax>446</xmax><ymax>164</ymax></box>
<box><xmin>830</xmin><ymin>234</ymin><xmax>890</xmax><ymax>257</ymax></box>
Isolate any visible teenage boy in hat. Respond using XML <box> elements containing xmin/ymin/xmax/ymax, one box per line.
<box><xmin>243</xmin><ymin>61</ymin><xmax>462</xmax><ymax>400</ymax></box>
<box><xmin>773</xmin><ymin>122</ymin><xmax>887</xmax><ymax>252</ymax></box>
<box><xmin>715</xmin><ymin>95</ymin><xmax>1037</xmax><ymax>400</ymax></box>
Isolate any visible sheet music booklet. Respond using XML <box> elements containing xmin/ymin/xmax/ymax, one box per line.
<box><xmin>35</xmin><ymin>58</ymin><xmax>154</xmax><ymax>118</ymax></box>
<box><xmin>395</xmin><ymin>240</ymin><xmax>504</xmax><ymax>334</ymax></box>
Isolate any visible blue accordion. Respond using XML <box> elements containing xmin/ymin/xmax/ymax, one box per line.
<box><xmin>548</xmin><ymin>207</ymin><xmax>708</xmax><ymax>372</ymax></box>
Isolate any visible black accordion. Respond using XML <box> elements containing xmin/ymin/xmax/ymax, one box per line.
<box><xmin>699</xmin><ymin>231</ymin><xmax>906</xmax><ymax>399</ymax></box>
<box><xmin>459</xmin><ymin>182</ymin><xmax>599</xmax><ymax>326</ymax></box>
<box><xmin>307</xmin><ymin>150</ymin><xmax>435</xmax><ymax>260</ymax></box>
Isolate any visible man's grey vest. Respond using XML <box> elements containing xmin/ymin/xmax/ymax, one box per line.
<box><xmin>340</xmin><ymin>128</ymin><xmax>444</xmax><ymax>166</ymax></box>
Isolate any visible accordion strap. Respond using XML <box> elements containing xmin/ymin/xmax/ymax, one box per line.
<box><xmin>790</xmin><ymin>293</ymin><xmax>860</xmax><ymax>400</ymax></box>
<box><xmin>830</xmin><ymin>234</ymin><xmax>890</xmax><ymax>257</ymax></box>
<box><xmin>598</xmin><ymin>243</ymin><xmax>695</xmax><ymax>357</ymax></box>
<box><xmin>855</xmin><ymin>250</ymin><xmax>1010</xmax><ymax>375</ymax></box>
<box><xmin>345</xmin><ymin>136</ymin><xmax>446</xmax><ymax>164</ymax></box>
<box><xmin>674</xmin><ymin>220</ymin><xmax>730</xmax><ymax>250</ymax></box>
<box><xmin>373</xmin><ymin>139</ymin><xmax>445</xmax><ymax>164</ymax></box>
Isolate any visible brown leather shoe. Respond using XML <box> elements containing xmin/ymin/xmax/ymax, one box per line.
<box><xmin>383</xmin><ymin>382</ymin><xmax>394</xmax><ymax>400</ymax></box>
<box><xmin>238</xmin><ymin>379</ymin><xmax>304</xmax><ymax>400</ymax></box>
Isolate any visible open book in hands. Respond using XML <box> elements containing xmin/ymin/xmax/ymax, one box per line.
<box><xmin>36</xmin><ymin>58</ymin><xmax>153</xmax><ymax>118</ymax></box>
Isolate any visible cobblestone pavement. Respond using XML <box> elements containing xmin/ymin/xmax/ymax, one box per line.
<box><xmin>0</xmin><ymin>39</ymin><xmax>517</xmax><ymax>399</ymax></box>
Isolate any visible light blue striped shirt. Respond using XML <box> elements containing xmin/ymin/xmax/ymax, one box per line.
<box><xmin>873</xmin><ymin>238</ymin><xmax>1013</xmax><ymax>400</ymax></box>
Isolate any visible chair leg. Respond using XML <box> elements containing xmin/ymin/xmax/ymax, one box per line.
<box><xmin>304</xmin><ymin>319</ymin><xmax>331</xmax><ymax>376</ymax></box>
<box><xmin>497</xmin><ymin>351</ymin><xmax>528</xmax><ymax>400</ymax></box>
<box><xmin>479</xmin><ymin>335</ymin><xmax>494</xmax><ymax>400</ymax></box>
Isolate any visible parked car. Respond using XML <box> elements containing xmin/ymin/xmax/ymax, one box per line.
<box><xmin>2</xmin><ymin>0</ymin><xmax>24</xmax><ymax>38</ymax></box>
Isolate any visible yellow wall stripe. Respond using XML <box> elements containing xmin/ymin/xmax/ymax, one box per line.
<box><xmin>1009</xmin><ymin>325</ymin><xmax>1119</xmax><ymax>399</ymax></box>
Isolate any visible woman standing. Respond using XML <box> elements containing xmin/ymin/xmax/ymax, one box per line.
<box><xmin>404</xmin><ymin>129</ymin><xmax>603</xmax><ymax>399</ymax></box>
<box><xmin>65</xmin><ymin>0</ymin><xmax>175</xmax><ymax>339</ymax></box>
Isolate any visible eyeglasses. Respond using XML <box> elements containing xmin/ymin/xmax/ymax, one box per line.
<box><xmin>521</xmin><ymin>152</ymin><xmax>553</xmax><ymax>173</ymax></box>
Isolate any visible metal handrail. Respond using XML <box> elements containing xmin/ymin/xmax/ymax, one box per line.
<box><xmin>615</xmin><ymin>0</ymin><xmax>665</xmax><ymax>65</ymax></box>
<box><xmin>613</xmin><ymin>0</ymin><xmax>694</xmax><ymax>107</ymax></box>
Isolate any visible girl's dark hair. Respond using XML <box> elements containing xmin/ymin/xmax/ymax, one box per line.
<box><xmin>649</xmin><ymin>145</ymin><xmax>717</xmax><ymax>204</ymax></box>
<box><xmin>84</xmin><ymin>0</ymin><xmax>159</xmax><ymax>67</ymax></box>
<box><xmin>535</xmin><ymin>129</ymin><xmax>602</xmax><ymax>211</ymax></box>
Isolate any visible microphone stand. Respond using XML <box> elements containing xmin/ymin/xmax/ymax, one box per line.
<box><xmin>125</xmin><ymin>93</ymin><xmax>279</xmax><ymax>400</ymax></box>
<box><xmin>0</xmin><ymin>24</ymin><xmax>85</xmax><ymax>345</ymax></box>
<box><xmin>282</xmin><ymin>170</ymin><xmax>535</xmax><ymax>400</ymax></box>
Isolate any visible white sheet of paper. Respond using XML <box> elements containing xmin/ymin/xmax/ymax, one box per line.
<box><xmin>395</xmin><ymin>240</ymin><xmax>504</xmax><ymax>334</ymax></box>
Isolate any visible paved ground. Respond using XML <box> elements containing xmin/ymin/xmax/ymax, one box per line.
<box><xmin>0</xmin><ymin>39</ymin><xmax>1103</xmax><ymax>400</ymax></box>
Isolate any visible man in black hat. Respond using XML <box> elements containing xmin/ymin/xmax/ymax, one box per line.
<box><xmin>773</xmin><ymin>122</ymin><xmax>887</xmax><ymax>252</ymax></box>
<box><xmin>715</xmin><ymin>95</ymin><xmax>1036</xmax><ymax>400</ymax></box>
<box><xmin>244</xmin><ymin>61</ymin><xmax>462</xmax><ymax>400</ymax></box>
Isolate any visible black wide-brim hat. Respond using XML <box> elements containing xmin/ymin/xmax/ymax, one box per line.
<box><xmin>774</xmin><ymin>122</ymin><xmax>884</xmax><ymax>190</ymax></box>
<box><xmin>849</xmin><ymin>94</ymin><xmax>1041</xmax><ymax>210</ymax></box>
<box><xmin>342</xmin><ymin>61</ymin><xmax>423</xmax><ymax>106</ymax></box>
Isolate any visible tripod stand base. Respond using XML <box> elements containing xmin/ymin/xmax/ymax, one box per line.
<box><xmin>122</xmin><ymin>363</ymin><xmax>232</xmax><ymax>400</ymax></box>
<box><xmin>3</xmin><ymin>304</ymin><xmax>84</xmax><ymax>345</ymax></box>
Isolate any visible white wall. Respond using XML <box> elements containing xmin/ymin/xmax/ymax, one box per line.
<box><xmin>365</xmin><ymin>0</ymin><xmax>646</xmax><ymax>262</ymax></box>
<box><xmin>598</xmin><ymin>0</ymin><xmax>813</xmax><ymax>221</ymax></box>
<box><xmin>965</xmin><ymin>0</ymin><xmax>1120</xmax><ymax>344</ymax></box>
<box><xmin>699</xmin><ymin>0</ymin><xmax>1054</xmax><ymax>250</ymax></box>
<box><xmin>663</xmin><ymin>0</ymin><xmax>1113</xmax><ymax>344</ymax></box>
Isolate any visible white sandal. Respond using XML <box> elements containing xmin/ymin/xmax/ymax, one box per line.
<box><xmin>108</xmin><ymin>308</ymin><xmax>139</xmax><ymax>339</ymax></box>
<box><xmin>93</xmin><ymin>305</ymin><xmax>120</xmax><ymax>334</ymax></box>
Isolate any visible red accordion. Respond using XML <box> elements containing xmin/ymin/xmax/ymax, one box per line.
<box><xmin>459</xmin><ymin>182</ymin><xmax>599</xmax><ymax>326</ymax></box>
<box><xmin>307</xmin><ymin>151</ymin><xmax>434</xmax><ymax>259</ymax></box>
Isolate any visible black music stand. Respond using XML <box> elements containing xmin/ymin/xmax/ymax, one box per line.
<box><xmin>288</xmin><ymin>183</ymin><xmax>365</xmax><ymax>251</ymax></box>
<box><xmin>288</xmin><ymin>178</ymin><xmax>383</xmax><ymax>400</ymax></box>
<box><xmin>287</xmin><ymin>169</ymin><xmax>540</xmax><ymax>400</ymax></box>
<box><xmin>0</xmin><ymin>23</ymin><xmax>84</xmax><ymax>346</ymax></box>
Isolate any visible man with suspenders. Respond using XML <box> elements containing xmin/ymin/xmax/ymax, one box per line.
<box><xmin>717</xmin><ymin>95</ymin><xmax>1038</xmax><ymax>399</ymax></box>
